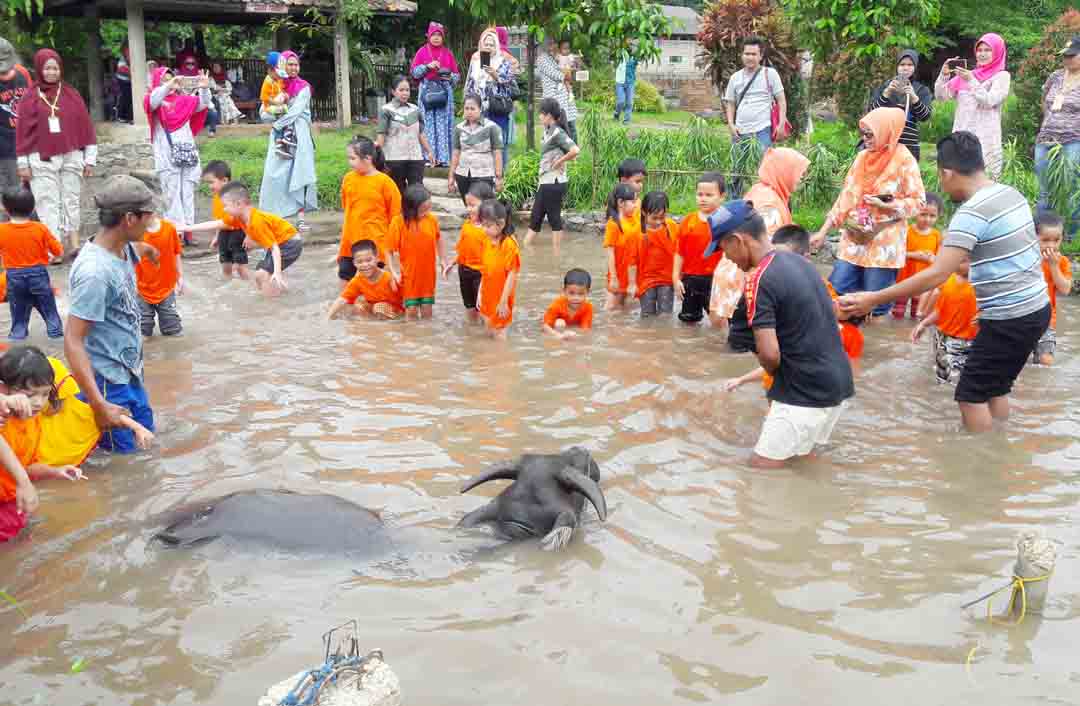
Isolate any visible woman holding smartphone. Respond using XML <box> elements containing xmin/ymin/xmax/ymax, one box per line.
<box><xmin>868</xmin><ymin>50</ymin><xmax>933</xmax><ymax>161</ymax></box>
<box><xmin>465</xmin><ymin>28</ymin><xmax>515</xmax><ymax>172</ymax></box>
<box><xmin>935</xmin><ymin>33</ymin><xmax>1010</xmax><ymax>177</ymax></box>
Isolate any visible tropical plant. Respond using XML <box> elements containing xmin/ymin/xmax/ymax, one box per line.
<box><xmin>781</xmin><ymin>0</ymin><xmax>940</xmax><ymax>64</ymax></box>
<box><xmin>810</xmin><ymin>47</ymin><xmax>896</xmax><ymax>125</ymax></box>
<box><xmin>1007</xmin><ymin>8</ymin><xmax>1080</xmax><ymax>155</ymax></box>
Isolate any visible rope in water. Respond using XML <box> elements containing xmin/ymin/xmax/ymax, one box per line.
<box><xmin>960</xmin><ymin>572</ymin><xmax>1053</xmax><ymax>626</ymax></box>
<box><xmin>278</xmin><ymin>652</ymin><xmax>373</xmax><ymax>706</ymax></box>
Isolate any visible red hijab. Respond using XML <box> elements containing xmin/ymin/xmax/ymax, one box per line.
<box><xmin>142</xmin><ymin>66</ymin><xmax>208</xmax><ymax>138</ymax></box>
<box><xmin>15</xmin><ymin>49</ymin><xmax>96</xmax><ymax>162</ymax></box>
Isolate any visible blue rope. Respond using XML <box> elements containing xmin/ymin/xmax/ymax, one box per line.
<box><xmin>278</xmin><ymin>654</ymin><xmax>366</xmax><ymax>706</ymax></box>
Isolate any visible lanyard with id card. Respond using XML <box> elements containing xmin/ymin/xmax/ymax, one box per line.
<box><xmin>40</xmin><ymin>87</ymin><xmax>61</xmax><ymax>133</ymax></box>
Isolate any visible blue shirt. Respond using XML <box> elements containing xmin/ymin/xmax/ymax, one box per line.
<box><xmin>68</xmin><ymin>241</ymin><xmax>144</xmax><ymax>384</ymax></box>
<box><xmin>942</xmin><ymin>183</ymin><xmax>1049</xmax><ymax>321</ymax></box>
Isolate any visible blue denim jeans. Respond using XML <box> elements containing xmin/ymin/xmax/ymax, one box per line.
<box><xmin>1034</xmin><ymin>140</ymin><xmax>1080</xmax><ymax>238</ymax></box>
<box><xmin>828</xmin><ymin>260</ymin><xmax>899</xmax><ymax>316</ymax></box>
<box><xmin>77</xmin><ymin>373</ymin><xmax>155</xmax><ymax>454</ymax></box>
<box><xmin>7</xmin><ymin>266</ymin><xmax>63</xmax><ymax>339</ymax></box>
<box><xmin>615</xmin><ymin>82</ymin><xmax>636</xmax><ymax>124</ymax></box>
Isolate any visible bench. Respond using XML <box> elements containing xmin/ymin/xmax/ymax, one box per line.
<box><xmin>235</xmin><ymin>100</ymin><xmax>260</xmax><ymax>123</ymax></box>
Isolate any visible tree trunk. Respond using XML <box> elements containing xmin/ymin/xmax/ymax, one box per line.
<box><xmin>85</xmin><ymin>1</ymin><xmax>105</xmax><ymax>122</ymax></box>
<box><xmin>526</xmin><ymin>34</ymin><xmax>536</xmax><ymax>151</ymax></box>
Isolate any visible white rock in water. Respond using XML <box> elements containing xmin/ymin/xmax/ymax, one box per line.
<box><xmin>258</xmin><ymin>652</ymin><xmax>401</xmax><ymax>706</ymax></box>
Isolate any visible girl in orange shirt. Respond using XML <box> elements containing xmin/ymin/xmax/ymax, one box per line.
<box><xmin>443</xmin><ymin>181</ymin><xmax>495</xmax><ymax>324</ymax></box>
<box><xmin>637</xmin><ymin>191</ymin><xmax>677</xmax><ymax>317</ymax></box>
<box><xmin>603</xmin><ymin>183</ymin><xmax>641</xmax><ymax>311</ymax></box>
<box><xmin>892</xmin><ymin>193</ymin><xmax>943</xmax><ymax>319</ymax></box>
<box><xmin>337</xmin><ymin>136</ymin><xmax>401</xmax><ymax>290</ymax></box>
<box><xmin>477</xmin><ymin>198</ymin><xmax>520</xmax><ymax>339</ymax></box>
<box><xmin>388</xmin><ymin>184</ymin><xmax>446</xmax><ymax>320</ymax></box>
<box><xmin>912</xmin><ymin>261</ymin><xmax>979</xmax><ymax>385</ymax></box>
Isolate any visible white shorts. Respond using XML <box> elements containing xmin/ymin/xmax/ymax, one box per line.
<box><xmin>753</xmin><ymin>401</ymin><xmax>845</xmax><ymax>461</ymax></box>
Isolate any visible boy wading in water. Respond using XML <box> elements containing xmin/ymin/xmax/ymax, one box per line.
<box><xmin>708</xmin><ymin>201</ymin><xmax>854</xmax><ymax>468</ymax></box>
<box><xmin>841</xmin><ymin>132</ymin><xmax>1051</xmax><ymax>432</ymax></box>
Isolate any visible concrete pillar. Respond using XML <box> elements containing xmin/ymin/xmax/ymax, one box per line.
<box><xmin>84</xmin><ymin>1</ymin><xmax>105</xmax><ymax>122</ymax></box>
<box><xmin>126</xmin><ymin>0</ymin><xmax>148</xmax><ymax>129</ymax></box>
<box><xmin>334</xmin><ymin>12</ymin><xmax>352</xmax><ymax>128</ymax></box>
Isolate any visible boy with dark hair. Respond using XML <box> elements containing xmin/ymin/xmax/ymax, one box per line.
<box><xmin>711</xmin><ymin>201</ymin><xmax>854</xmax><ymax>468</ymax></box>
<box><xmin>1032</xmin><ymin>209</ymin><xmax>1073</xmax><ymax>366</ymax></box>
<box><xmin>543</xmin><ymin>268</ymin><xmax>594</xmax><ymax>339</ymax></box>
<box><xmin>201</xmin><ymin>160</ymin><xmax>249</xmax><ymax>280</ymax></box>
<box><xmin>617</xmin><ymin>159</ymin><xmax>647</xmax><ymax>195</ymax></box>
<box><xmin>673</xmin><ymin>172</ymin><xmax>725</xmax><ymax>325</ymax></box>
<box><xmin>327</xmin><ymin>239</ymin><xmax>403</xmax><ymax>320</ymax></box>
<box><xmin>0</xmin><ymin>187</ymin><xmax>63</xmax><ymax>339</ymax></box>
<box><xmin>841</xmin><ymin>131</ymin><xmax>1050</xmax><ymax>433</ymax></box>
<box><xmin>134</xmin><ymin>214</ymin><xmax>184</xmax><ymax>337</ymax></box>
<box><xmin>770</xmin><ymin>223</ymin><xmax>810</xmax><ymax>254</ymax></box>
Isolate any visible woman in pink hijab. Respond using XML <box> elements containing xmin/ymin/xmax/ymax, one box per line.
<box><xmin>935</xmin><ymin>33</ymin><xmax>1010</xmax><ymax>177</ymax></box>
<box><xmin>410</xmin><ymin>22</ymin><xmax>460</xmax><ymax>166</ymax></box>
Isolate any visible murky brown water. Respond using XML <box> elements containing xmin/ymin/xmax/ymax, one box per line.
<box><xmin>2</xmin><ymin>234</ymin><xmax>1080</xmax><ymax>706</ymax></box>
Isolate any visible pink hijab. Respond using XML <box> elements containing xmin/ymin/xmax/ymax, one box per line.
<box><xmin>280</xmin><ymin>50</ymin><xmax>311</xmax><ymax>98</ymax></box>
<box><xmin>411</xmin><ymin>22</ymin><xmax>460</xmax><ymax>82</ymax></box>
<box><xmin>142</xmin><ymin>66</ymin><xmax>208</xmax><ymax>138</ymax></box>
<box><xmin>948</xmin><ymin>33</ymin><xmax>1007</xmax><ymax>94</ymax></box>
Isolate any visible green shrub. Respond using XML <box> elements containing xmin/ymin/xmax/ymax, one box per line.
<box><xmin>921</xmin><ymin>98</ymin><xmax>956</xmax><ymax>146</ymax></box>
<box><xmin>578</xmin><ymin>69</ymin><xmax>666</xmax><ymax>114</ymax></box>
<box><xmin>813</xmin><ymin>50</ymin><xmax>896</xmax><ymax>125</ymax></box>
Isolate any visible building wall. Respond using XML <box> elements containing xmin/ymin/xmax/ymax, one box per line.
<box><xmin>639</xmin><ymin>38</ymin><xmax>701</xmax><ymax>77</ymax></box>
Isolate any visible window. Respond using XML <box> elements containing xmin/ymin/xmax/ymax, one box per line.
<box><xmin>669</xmin><ymin>55</ymin><xmax>684</xmax><ymax>64</ymax></box>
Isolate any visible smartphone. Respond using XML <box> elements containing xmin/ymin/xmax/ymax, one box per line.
<box><xmin>480</xmin><ymin>51</ymin><xmax>491</xmax><ymax>68</ymax></box>
<box><xmin>177</xmin><ymin>75</ymin><xmax>200</xmax><ymax>91</ymax></box>
<box><xmin>875</xmin><ymin>194</ymin><xmax>895</xmax><ymax>203</ymax></box>
<box><xmin>895</xmin><ymin>75</ymin><xmax>910</xmax><ymax>88</ymax></box>
<box><xmin>948</xmin><ymin>59</ymin><xmax>968</xmax><ymax>70</ymax></box>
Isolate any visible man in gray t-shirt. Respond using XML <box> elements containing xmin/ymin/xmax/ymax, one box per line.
<box><xmin>723</xmin><ymin>37</ymin><xmax>786</xmax><ymax>149</ymax></box>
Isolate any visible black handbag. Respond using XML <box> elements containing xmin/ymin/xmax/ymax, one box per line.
<box><xmin>160</xmin><ymin>118</ymin><xmax>199</xmax><ymax>169</ymax></box>
<box><xmin>487</xmin><ymin>92</ymin><xmax>513</xmax><ymax>117</ymax></box>
<box><xmin>423</xmin><ymin>82</ymin><xmax>449</xmax><ymax>110</ymax></box>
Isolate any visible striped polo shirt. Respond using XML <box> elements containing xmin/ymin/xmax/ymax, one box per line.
<box><xmin>942</xmin><ymin>183</ymin><xmax>1049</xmax><ymax>321</ymax></box>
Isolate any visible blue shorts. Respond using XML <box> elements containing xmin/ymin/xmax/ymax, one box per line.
<box><xmin>78</xmin><ymin>374</ymin><xmax>155</xmax><ymax>454</ymax></box>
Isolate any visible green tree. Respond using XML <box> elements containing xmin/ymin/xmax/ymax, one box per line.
<box><xmin>780</xmin><ymin>0</ymin><xmax>940</xmax><ymax>63</ymax></box>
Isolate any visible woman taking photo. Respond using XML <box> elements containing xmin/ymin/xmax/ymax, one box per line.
<box><xmin>259</xmin><ymin>50</ymin><xmax>318</xmax><ymax>231</ymax></box>
<box><xmin>410</xmin><ymin>22</ymin><xmax>460</xmax><ymax>168</ymax></box>
<box><xmin>935</xmin><ymin>33</ymin><xmax>1010</xmax><ymax>178</ymax></box>
<box><xmin>465</xmin><ymin>28</ymin><xmax>515</xmax><ymax>171</ymax></box>
<box><xmin>144</xmin><ymin>66</ymin><xmax>211</xmax><ymax>243</ymax></box>
<box><xmin>16</xmin><ymin>49</ymin><xmax>97</xmax><ymax>260</ymax></box>
<box><xmin>1034</xmin><ymin>36</ymin><xmax>1080</xmax><ymax>237</ymax></box>
<box><xmin>868</xmin><ymin>50</ymin><xmax>933</xmax><ymax>161</ymax></box>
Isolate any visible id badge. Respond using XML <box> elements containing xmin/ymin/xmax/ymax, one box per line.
<box><xmin>48</xmin><ymin>116</ymin><xmax>60</xmax><ymax>133</ymax></box>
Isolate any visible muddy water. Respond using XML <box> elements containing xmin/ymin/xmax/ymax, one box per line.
<box><xmin>2</xmin><ymin>233</ymin><xmax>1080</xmax><ymax>706</ymax></box>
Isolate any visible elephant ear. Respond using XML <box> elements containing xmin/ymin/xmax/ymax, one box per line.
<box><xmin>460</xmin><ymin>461</ymin><xmax>520</xmax><ymax>494</ymax></box>
<box><xmin>556</xmin><ymin>467</ymin><xmax>607</xmax><ymax>521</ymax></box>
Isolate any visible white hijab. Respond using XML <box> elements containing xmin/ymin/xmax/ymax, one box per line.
<box><xmin>470</xmin><ymin>28</ymin><xmax>504</xmax><ymax>92</ymax></box>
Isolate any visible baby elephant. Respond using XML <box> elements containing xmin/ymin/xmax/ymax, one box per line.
<box><xmin>458</xmin><ymin>447</ymin><xmax>607</xmax><ymax>551</ymax></box>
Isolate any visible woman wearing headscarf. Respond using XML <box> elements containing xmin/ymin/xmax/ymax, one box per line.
<box><xmin>868</xmin><ymin>50</ymin><xmax>933</xmax><ymax>161</ymax></box>
<box><xmin>1035</xmin><ymin>37</ymin><xmax>1080</xmax><ymax>237</ymax></box>
<box><xmin>536</xmin><ymin>35</ymin><xmax>579</xmax><ymax>142</ymax></box>
<box><xmin>811</xmin><ymin>107</ymin><xmax>925</xmax><ymax>316</ymax></box>
<box><xmin>144</xmin><ymin>66</ymin><xmax>210</xmax><ymax>242</ymax></box>
<box><xmin>176</xmin><ymin>52</ymin><xmax>217</xmax><ymax>137</ymax></box>
<box><xmin>496</xmin><ymin>26</ymin><xmax>519</xmax><ymax>166</ymax></box>
<box><xmin>16</xmin><ymin>49</ymin><xmax>97</xmax><ymax>259</ymax></box>
<box><xmin>210</xmin><ymin>62</ymin><xmax>242</xmax><ymax>126</ymax></box>
<box><xmin>935</xmin><ymin>33</ymin><xmax>1010</xmax><ymax>177</ymax></box>
<box><xmin>259</xmin><ymin>50</ymin><xmax>317</xmax><ymax>230</ymax></box>
<box><xmin>709</xmin><ymin>147</ymin><xmax>811</xmax><ymax>330</ymax></box>
<box><xmin>410</xmin><ymin>22</ymin><xmax>460</xmax><ymax>167</ymax></box>
<box><xmin>465</xmin><ymin>28</ymin><xmax>515</xmax><ymax>172</ymax></box>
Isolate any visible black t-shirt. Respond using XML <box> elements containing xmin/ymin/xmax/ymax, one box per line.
<box><xmin>0</xmin><ymin>66</ymin><xmax>30</xmax><ymax>159</ymax></box>
<box><xmin>727</xmin><ymin>295</ymin><xmax>754</xmax><ymax>353</ymax></box>
<box><xmin>748</xmin><ymin>250</ymin><xmax>854</xmax><ymax>408</ymax></box>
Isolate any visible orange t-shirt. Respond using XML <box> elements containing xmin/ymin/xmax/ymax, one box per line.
<box><xmin>897</xmin><ymin>225</ymin><xmax>941</xmax><ymax>282</ymax></box>
<box><xmin>479</xmin><ymin>236</ymin><xmax>521</xmax><ymax>329</ymax></box>
<box><xmin>0</xmin><ymin>270</ymin><xmax>6</xmax><ymax>303</ymax></box>
<box><xmin>543</xmin><ymin>295</ymin><xmax>593</xmax><ymax>329</ymax></box>
<box><xmin>135</xmin><ymin>219</ymin><xmax>183</xmax><ymax>304</ymax></box>
<box><xmin>637</xmin><ymin>219</ymin><xmax>678</xmax><ymax>296</ymax></box>
<box><xmin>676</xmin><ymin>212</ymin><xmax>722</xmax><ymax>277</ymax></box>
<box><xmin>603</xmin><ymin>216</ymin><xmax>642</xmax><ymax>293</ymax></box>
<box><xmin>338</xmin><ymin>170</ymin><xmax>402</xmax><ymax>259</ymax></box>
<box><xmin>260</xmin><ymin>74</ymin><xmax>285</xmax><ymax>110</ymax></box>
<box><xmin>388</xmin><ymin>213</ymin><xmax>440</xmax><ymax>305</ymax></box>
<box><xmin>242</xmin><ymin>209</ymin><xmax>297</xmax><ymax>248</ymax></box>
<box><xmin>341</xmin><ymin>268</ymin><xmax>404</xmax><ymax>311</ymax></box>
<box><xmin>0</xmin><ymin>221</ymin><xmax>63</xmax><ymax>269</ymax></box>
<box><xmin>935</xmin><ymin>274</ymin><xmax>979</xmax><ymax>340</ymax></box>
<box><xmin>1043</xmin><ymin>256</ymin><xmax>1072</xmax><ymax>329</ymax></box>
<box><xmin>211</xmin><ymin>194</ymin><xmax>244</xmax><ymax>231</ymax></box>
<box><xmin>456</xmin><ymin>220</ymin><xmax>488</xmax><ymax>271</ymax></box>
<box><xmin>0</xmin><ymin>415</ymin><xmax>41</xmax><ymax>502</ymax></box>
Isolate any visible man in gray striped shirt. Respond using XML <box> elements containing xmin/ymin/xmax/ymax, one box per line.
<box><xmin>841</xmin><ymin>132</ymin><xmax>1050</xmax><ymax>432</ymax></box>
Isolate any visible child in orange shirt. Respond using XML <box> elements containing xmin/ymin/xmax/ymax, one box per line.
<box><xmin>0</xmin><ymin>346</ymin><xmax>87</xmax><ymax>542</ymax></box>
<box><xmin>327</xmin><ymin>239</ymin><xmax>404</xmax><ymax>320</ymax></box>
<box><xmin>543</xmin><ymin>268</ymin><xmax>594</xmax><ymax>339</ymax></box>
<box><xmin>337</xmin><ymin>136</ymin><xmax>401</xmax><ymax>290</ymax></box>
<box><xmin>637</xmin><ymin>190</ymin><xmax>677</xmax><ymax>317</ymax></box>
<box><xmin>134</xmin><ymin>216</ymin><xmax>185</xmax><ymax>337</ymax></box>
<box><xmin>202</xmin><ymin>160</ymin><xmax>249</xmax><ymax>281</ymax></box>
<box><xmin>388</xmin><ymin>184</ymin><xmax>446</xmax><ymax>320</ymax></box>
<box><xmin>892</xmin><ymin>192</ymin><xmax>943</xmax><ymax>319</ymax></box>
<box><xmin>1031</xmin><ymin>211</ymin><xmax>1073</xmax><ymax>366</ymax></box>
<box><xmin>477</xmin><ymin>198</ymin><xmax>521</xmax><ymax>339</ymax></box>
<box><xmin>603</xmin><ymin>183</ymin><xmax>641</xmax><ymax>310</ymax></box>
<box><xmin>673</xmin><ymin>172</ymin><xmax>725</xmax><ymax>324</ymax></box>
<box><xmin>0</xmin><ymin>188</ymin><xmax>64</xmax><ymax>340</ymax></box>
<box><xmin>912</xmin><ymin>261</ymin><xmax>979</xmax><ymax>384</ymax></box>
<box><xmin>259</xmin><ymin>51</ymin><xmax>288</xmax><ymax>121</ymax></box>
<box><xmin>444</xmin><ymin>181</ymin><xmax>495</xmax><ymax>324</ymax></box>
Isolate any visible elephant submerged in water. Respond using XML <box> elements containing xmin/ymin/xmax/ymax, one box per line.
<box><xmin>154</xmin><ymin>448</ymin><xmax>607</xmax><ymax>553</ymax></box>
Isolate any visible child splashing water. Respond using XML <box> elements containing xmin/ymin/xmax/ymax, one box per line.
<box><xmin>388</xmin><ymin>184</ymin><xmax>446</xmax><ymax>320</ymax></box>
<box><xmin>337</xmin><ymin>136</ymin><xmax>401</xmax><ymax>291</ymax></box>
<box><xmin>543</xmin><ymin>268</ymin><xmax>594</xmax><ymax>339</ymax></box>
<box><xmin>603</xmin><ymin>183</ymin><xmax>641</xmax><ymax>311</ymax></box>
<box><xmin>637</xmin><ymin>191</ymin><xmax>677</xmax><ymax>317</ymax></box>
<box><xmin>326</xmin><ymin>239</ymin><xmax>404</xmax><ymax>321</ymax></box>
<box><xmin>478</xmin><ymin>198</ymin><xmax>521</xmax><ymax>339</ymax></box>
<box><xmin>444</xmin><ymin>181</ymin><xmax>495</xmax><ymax>324</ymax></box>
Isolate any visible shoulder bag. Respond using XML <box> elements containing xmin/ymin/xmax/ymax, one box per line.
<box><xmin>767</xmin><ymin>69</ymin><xmax>793</xmax><ymax>142</ymax></box>
<box><xmin>159</xmin><ymin>117</ymin><xmax>199</xmax><ymax>169</ymax></box>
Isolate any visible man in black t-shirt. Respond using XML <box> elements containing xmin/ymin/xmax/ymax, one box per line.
<box><xmin>0</xmin><ymin>38</ymin><xmax>30</xmax><ymax>196</ymax></box>
<box><xmin>704</xmin><ymin>200</ymin><xmax>855</xmax><ymax>468</ymax></box>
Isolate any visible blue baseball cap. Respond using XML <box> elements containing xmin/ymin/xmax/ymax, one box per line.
<box><xmin>267</xmin><ymin>51</ymin><xmax>281</xmax><ymax>67</ymax></box>
<box><xmin>702</xmin><ymin>199</ymin><xmax>756</xmax><ymax>258</ymax></box>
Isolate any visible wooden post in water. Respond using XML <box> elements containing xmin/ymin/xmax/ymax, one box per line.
<box><xmin>334</xmin><ymin>8</ymin><xmax>352</xmax><ymax>128</ymax></box>
<box><xmin>125</xmin><ymin>0</ymin><xmax>148</xmax><ymax>130</ymax></box>
<box><xmin>84</xmin><ymin>1</ymin><xmax>105</xmax><ymax>122</ymax></box>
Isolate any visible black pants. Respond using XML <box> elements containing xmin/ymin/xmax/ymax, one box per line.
<box><xmin>529</xmin><ymin>182</ymin><xmax>568</xmax><ymax>232</ymax></box>
<box><xmin>454</xmin><ymin>174</ymin><xmax>495</xmax><ymax>207</ymax></box>
<box><xmin>678</xmin><ymin>274</ymin><xmax>713</xmax><ymax>323</ymax></box>
<box><xmin>116</xmin><ymin>80</ymin><xmax>133</xmax><ymax>122</ymax></box>
<box><xmin>955</xmin><ymin>304</ymin><xmax>1050</xmax><ymax>403</ymax></box>
<box><xmin>458</xmin><ymin>265</ymin><xmax>482</xmax><ymax>309</ymax></box>
<box><xmin>387</xmin><ymin>160</ymin><xmax>425</xmax><ymax>196</ymax></box>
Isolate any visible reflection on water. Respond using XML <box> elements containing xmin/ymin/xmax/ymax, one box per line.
<box><xmin>2</xmin><ymin>235</ymin><xmax>1080</xmax><ymax>706</ymax></box>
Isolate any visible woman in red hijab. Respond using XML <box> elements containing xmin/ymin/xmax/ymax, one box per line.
<box><xmin>15</xmin><ymin>49</ymin><xmax>97</xmax><ymax>259</ymax></box>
